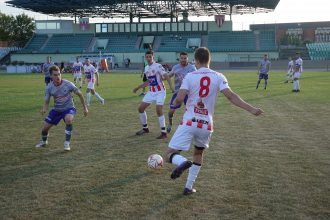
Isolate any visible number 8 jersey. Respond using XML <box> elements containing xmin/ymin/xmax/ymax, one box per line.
<box><xmin>180</xmin><ymin>67</ymin><xmax>229</xmax><ymax>130</ymax></box>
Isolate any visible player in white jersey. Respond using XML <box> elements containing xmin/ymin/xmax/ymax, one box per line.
<box><xmin>256</xmin><ymin>54</ymin><xmax>271</xmax><ymax>90</ymax></box>
<box><xmin>83</xmin><ymin>58</ymin><xmax>105</xmax><ymax>106</ymax></box>
<box><xmin>284</xmin><ymin>57</ymin><xmax>294</xmax><ymax>83</ymax></box>
<box><xmin>72</xmin><ymin>57</ymin><xmax>83</xmax><ymax>88</ymax></box>
<box><xmin>167</xmin><ymin>52</ymin><xmax>196</xmax><ymax>133</ymax></box>
<box><xmin>35</xmin><ymin>65</ymin><xmax>88</xmax><ymax>151</ymax></box>
<box><xmin>165</xmin><ymin>47</ymin><xmax>263</xmax><ymax>195</ymax></box>
<box><xmin>292</xmin><ymin>52</ymin><xmax>303</xmax><ymax>92</ymax></box>
<box><xmin>133</xmin><ymin>50</ymin><xmax>175</xmax><ymax>139</ymax></box>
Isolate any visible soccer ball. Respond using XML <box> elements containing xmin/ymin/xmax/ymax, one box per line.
<box><xmin>147</xmin><ymin>154</ymin><xmax>163</xmax><ymax>169</ymax></box>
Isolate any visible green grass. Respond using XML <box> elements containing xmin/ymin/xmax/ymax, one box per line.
<box><xmin>0</xmin><ymin>71</ymin><xmax>329</xmax><ymax>219</ymax></box>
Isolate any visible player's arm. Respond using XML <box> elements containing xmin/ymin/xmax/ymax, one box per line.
<box><xmin>133</xmin><ymin>81</ymin><xmax>149</xmax><ymax>93</ymax></box>
<box><xmin>41</xmin><ymin>100</ymin><xmax>49</xmax><ymax>115</ymax></box>
<box><xmin>222</xmin><ymin>88</ymin><xmax>263</xmax><ymax>116</ymax></box>
<box><xmin>163</xmin><ymin>74</ymin><xmax>175</xmax><ymax>93</ymax></box>
<box><xmin>74</xmin><ymin>90</ymin><xmax>88</xmax><ymax>117</ymax></box>
<box><xmin>172</xmin><ymin>89</ymin><xmax>188</xmax><ymax>107</ymax></box>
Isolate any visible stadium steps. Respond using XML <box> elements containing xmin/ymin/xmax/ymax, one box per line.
<box><xmin>87</xmin><ymin>37</ymin><xmax>97</xmax><ymax>52</ymax></box>
<box><xmin>40</xmin><ymin>35</ymin><xmax>51</xmax><ymax>51</ymax></box>
<box><xmin>135</xmin><ymin>36</ymin><xmax>143</xmax><ymax>49</ymax></box>
<box><xmin>255</xmin><ymin>32</ymin><xmax>260</xmax><ymax>51</ymax></box>
<box><xmin>152</xmin><ymin>36</ymin><xmax>162</xmax><ymax>51</ymax></box>
<box><xmin>201</xmin><ymin>34</ymin><xmax>208</xmax><ymax>47</ymax></box>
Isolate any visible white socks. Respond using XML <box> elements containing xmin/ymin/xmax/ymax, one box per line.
<box><xmin>86</xmin><ymin>92</ymin><xmax>91</xmax><ymax>105</ymax></box>
<box><xmin>139</xmin><ymin>112</ymin><xmax>147</xmax><ymax>125</ymax></box>
<box><xmin>172</xmin><ymin>154</ymin><xmax>187</xmax><ymax>167</ymax></box>
<box><xmin>185</xmin><ymin>164</ymin><xmax>201</xmax><ymax>190</ymax></box>
<box><xmin>94</xmin><ymin>92</ymin><xmax>104</xmax><ymax>102</ymax></box>
<box><xmin>158</xmin><ymin>115</ymin><xmax>166</xmax><ymax>132</ymax></box>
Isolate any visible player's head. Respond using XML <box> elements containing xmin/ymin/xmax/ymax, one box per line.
<box><xmin>145</xmin><ymin>50</ymin><xmax>154</xmax><ymax>64</ymax></box>
<box><xmin>179</xmin><ymin>52</ymin><xmax>188</xmax><ymax>66</ymax></box>
<box><xmin>194</xmin><ymin>47</ymin><xmax>210</xmax><ymax>68</ymax></box>
<box><xmin>47</xmin><ymin>56</ymin><xmax>51</xmax><ymax>63</ymax></box>
<box><xmin>76</xmin><ymin>57</ymin><xmax>79</xmax><ymax>62</ymax></box>
<box><xmin>49</xmin><ymin>65</ymin><xmax>61</xmax><ymax>84</ymax></box>
<box><xmin>85</xmin><ymin>58</ymin><xmax>90</xmax><ymax>65</ymax></box>
<box><xmin>264</xmin><ymin>54</ymin><xmax>268</xmax><ymax>60</ymax></box>
<box><xmin>289</xmin><ymin>57</ymin><xmax>292</xmax><ymax>61</ymax></box>
<box><xmin>295</xmin><ymin>52</ymin><xmax>300</xmax><ymax>59</ymax></box>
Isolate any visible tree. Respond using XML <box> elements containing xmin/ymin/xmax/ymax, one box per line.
<box><xmin>12</xmin><ymin>14</ymin><xmax>35</xmax><ymax>46</ymax></box>
<box><xmin>0</xmin><ymin>12</ymin><xmax>35</xmax><ymax>46</ymax></box>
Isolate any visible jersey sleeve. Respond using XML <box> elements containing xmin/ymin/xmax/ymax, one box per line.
<box><xmin>68</xmin><ymin>81</ymin><xmax>78</xmax><ymax>93</ymax></box>
<box><xmin>219</xmin><ymin>75</ymin><xmax>230</xmax><ymax>91</ymax></box>
<box><xmin>158</xmin><ymin>64</ymin><xmax>167</xmax><ymax>76</ymax></box>
<box><xmin>180</xmin><ymin>73</ymin><xmax>190</xmax><ymax>90</ymax></box>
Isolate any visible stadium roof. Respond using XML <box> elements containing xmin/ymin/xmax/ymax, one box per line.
<box><xmin>6</xmin><ymin>0</ymin><xmax>280</xmax><ymax>19</ymax></box>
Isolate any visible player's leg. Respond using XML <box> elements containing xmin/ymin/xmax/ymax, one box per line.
<box><xmin>92</xmin><ymin>88</ymin><xmax>105</xmax><ymax>104</ymax></box>
<box><xmin>264</xmin><ymin>74</ymin><xmax>268</xmax><ymax>89</ymax></box>
<box><xmin>136</xmin><ymin>101</ymin><xmax>151</xmax><ymax>135</ymax></box>
<box><xmin>156</xmin><ymin>92</ymin><xmax>167</xmax><ymax>139</ymax></box>
<box><xmin>73</xmin><ymin>76</ymin><xmax>77</xmax><ymax>84</ymax></box>
<box><xmin>183</xmin><ymin>128</ymin><xmax>211</xmax><ymax>195</ymax></box>
<box><xmin>167</xmin><ymin>125</ymin><xmax>193</xmax><ymax>179</ymax></box>
<box><xmin>256</xmin><ymin>74</ymin><xmax>262</xmax><ymax>89</ymax></box>
<box><xmin>63</xmin><ymin>109</ymin><xmax>76</xmax><ymax>151</ymax></box>
<box><xmin>86</xmin><ymin>87</ymin><xmax>91</xmax><ymax>106</ymax></box>
<box><xmin>36</xmin><ymin>122</ymin><xmax>53</xmax><ymax>148</ymax></box>
<box><xmin>167</xmin><ymin>92</ymin><xmax>178</xmax><ymax>133</ymax></box>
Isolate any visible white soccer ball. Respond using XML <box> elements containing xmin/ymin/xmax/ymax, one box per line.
<box><xmin>147</xmin><ymin>154</ymin><xmax>163</xmax><ymax>169</ymax></box>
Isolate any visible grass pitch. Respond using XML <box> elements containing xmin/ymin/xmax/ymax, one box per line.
<box><xmin>0</xmin><ymin>71</ymin><xmax>329</xmax><ymax>219</ymax></box>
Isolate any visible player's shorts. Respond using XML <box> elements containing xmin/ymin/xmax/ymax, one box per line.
<box><xmin>45</xmin><ymin>107</ymin><xmax>76</xmax><ymax>125</ymax></box>
<box><xmin>87</xmin><ymin>81</ymin><xmax>95</xmax><ymax>89</ymax></box>
<box><xmin>169</xmin><ymin>92</ymin><xmax>188</xmax><ymax>110</ymax></box>
<box><xmin>74</xmin><ymin>73</ymin><xmax>82</xmax><ymax>78</ymax></box>
<box><xmin>142</xmin><ymin>73</ymin><xmax>147</xmax><ymax>82</ymax></box>
<box><xmin>169</xmin><ymin>124</ymin><xmax>213</xmax><ymax>151</ymax></box>
<box><xmin>142</xmin><ymin>91</ymin><xmax>166</xmax><ymax>105</ymax></box>
<box><xmin>259</xmin><ymin>73</ymin><xmax>269</xmax><ymax>80</ymax></box>
<box><xmin>293</xmin><ymin>72</ymin><xmax>301</xmax><ymax>79</ymax></box>
<box><xmin>45</xmin><ymin>76</ymin><xmax>52</xmax><ymax>85</ymax></box>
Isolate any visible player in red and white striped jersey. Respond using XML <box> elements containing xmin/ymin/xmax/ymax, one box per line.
<box><xmin>165</xmin><ymin>47</ymin><xmax>263</xmax><ymax>195</ymax></box>
<box><xmin>133</xmin><ymin>50</ymin><xmax>175</xmax><ymax>139</ymax></box>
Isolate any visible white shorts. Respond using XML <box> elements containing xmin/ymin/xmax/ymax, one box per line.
<box><xmin>74</xmin><ymin>73</ymin><xmax>82</xmax><ymax>78</ymax></box>
<box><xmin>293</xmin><ymin>72</ymin><xmax>301</xmax><ymax>79</ymax></box>
<box><xmin>168</xmin><ymin>124</ymin><xmax>213</xmax><ymax>151</ymax></box>
<box><xmin>142</xmin><ymin>91</ymin><xmax>166</xmax><ymax>105</ymax></box>
<box><xmin>87</xmin><ymin>81</ymin><xmax>95</xmax><ymax>89</ymax></box>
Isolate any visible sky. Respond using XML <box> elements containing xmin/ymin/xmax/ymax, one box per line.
<box><xmin>0</xmin><ymin>0</ymin><xmax>330</xmax><ymax>30</ymax></box>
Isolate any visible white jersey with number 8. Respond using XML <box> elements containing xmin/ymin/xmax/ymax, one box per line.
<box><xmin>180</xmin><ymin>67</ymin><xmax>229</xmax><ymax>130</ymax></box>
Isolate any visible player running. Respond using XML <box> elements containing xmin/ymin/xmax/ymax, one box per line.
<box><xmin>35</xmin><ymin>65</ymin><xmax>88</xmax><ymax>151</ymax></box>
<box><xmin>83</xmin><ymin>58</ymin><xmax>105</xmax><ymax>106</ymax></box>
<box><xmin>133</xmin><ymin>50</ymin><xmax>175</xmax><ymax>139</ymax></box>
<box><xmin>72</xmin><ymin>57</ymin><xmax>83</xmax><ymax>88</ymax></box>
<box><xmin>292</xmin><ymin>53</ymin><xmax>303</xmax><ymax>92</ymax></box>
<box><xmin>165</xmin><ymin>47</ymin><xmax>263</xmax><ymax>195</ymax></box>
<box><xmin>166</xmin><ymin>52</ymin><xmax>196</xmax><ymax>133</ymax></box>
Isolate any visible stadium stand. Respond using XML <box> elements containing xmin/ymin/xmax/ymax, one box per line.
<box><xmin>208</xmin><ymin>31</ymin><xmax>255</xmax><ymax>52</ymax></box>
<box><xmin>259</xmin><ymin>31</ymin><xmax>277</xmax><ymax>51</ymax></box>
<box><xmin>96</xmin><ymin>33</ymin><xmax>141</xmax><ymax>53</ymax></box>
<box><xmin>41</xmin><ymin>34</ymin><xmax>93</xmax><ymax>53</ymax></box>
<box><xmin>157</xmin><ymin>32</ymin><xmax>201</xmax><ymax>52</ymax></box>
<box><xmin>306</xmin><ymin>42</ymin><xmax>330</xmax><ymax>60</ymax></box>
<box><xmin>20</xmin><ymin>34</ymin><xmax>48</xmax><ymax>53</ymax></box>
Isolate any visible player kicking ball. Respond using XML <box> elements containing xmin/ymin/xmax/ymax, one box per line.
<box><xmin>35</xmin><ymin>65</ymin><xmax>88</xmax><ymax>151</ymax></box>
<box><xmin>165</xmin><ymin>47</ymin><xmax>263</xmax><ymax>195</ymax></box>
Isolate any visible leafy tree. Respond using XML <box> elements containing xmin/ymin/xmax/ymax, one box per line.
<box><xmin>0</xmin><ymin>12</ymin><xmax>35</xmax><ymax>46</ymax></box>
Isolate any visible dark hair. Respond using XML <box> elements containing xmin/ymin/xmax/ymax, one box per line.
<box><xmin>145</xmin><ymin>50</ymin><xmax>154</xmax><ymax>56</ymax></box>
<box><xmin>180</xmin><ymin>52</ymin><xmax>188</xmax><ymax>56</ymax></box>
<box><xmin>49</xmin><ymin>65</ymin><xmax>60</xmax><ymax>74</ymax></box>
<box><xmin>194</xmin><ymin>47</ymin><xmax>210</xmax><ymax>64</ymax></box>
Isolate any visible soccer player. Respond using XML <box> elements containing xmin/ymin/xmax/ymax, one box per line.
<box><xmin>256</xmin><ymin>54</ymin><xmax>271</xmax><ymax>90</ymax></box>
<box><xmin>133</xmin><ymin>50</ymin><xmax>175</xmax><ymax>139</ymax></box>
<box><xmin>292</xmin><ymin>59</ymin><xmax>303</xmax><ymax>92</ymax></box>
<box><xmin>35</xmin><ymin>65</ymin><xmax>88</xmax><ymax>151</ymax></box>
<box><xmin>284</xmin><ymin>57</ymin><xmax>294</xmax><ymax>83</ymax></box>
<box><xmin>72</xmin><ymin>57</ymin><xmax>83</xmax><ymax>88</ymax></box>
<box><xmin>166</xmin><ymin>52</ymin><xmax>196</xmax><ymax>133</ymax></box>
<box><xmin>42</xmin><ymin>56</ymin><xmax>54</xmax><ymax>85</ymax></box>
<box><xmin>165</xmin><ymin>47</ymin><xmax>263</xmax><ymax>195</ymax></box>
<box><xmin>83</xmin><ymin>58</ymin><xmax>105</xmax><ymax>106</ymax></box>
